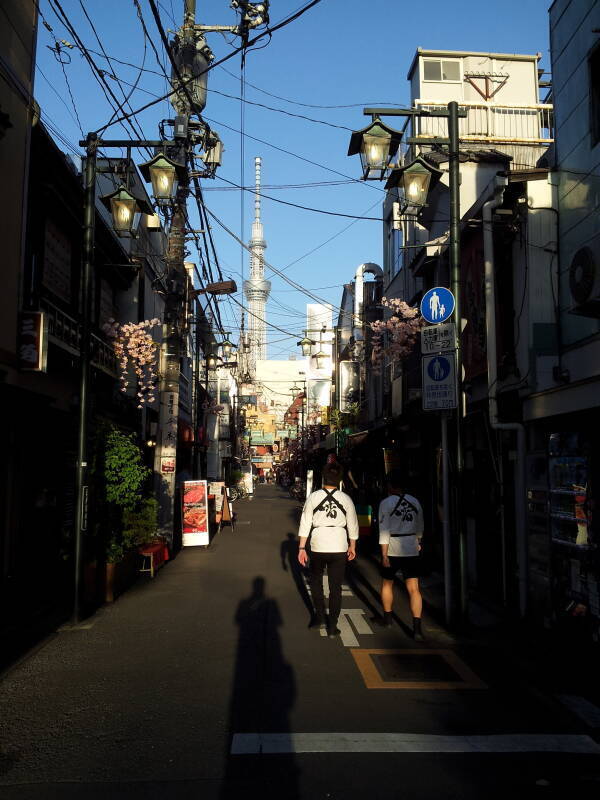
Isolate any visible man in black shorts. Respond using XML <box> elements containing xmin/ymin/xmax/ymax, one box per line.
<box><xmin>378</xmin><ymin>469</ymin><xmax>425</xmax><ymax>641</ymax></box>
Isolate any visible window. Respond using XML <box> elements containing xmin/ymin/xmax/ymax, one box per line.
<box><xmin>590</xmin><ymin>44</ymin><xmax>600</xmax><ymax>147</ymax></box>
<box><xmin>423</xmin><ymin>58</ymin><xmax>461</xmax><ymax>83</ymax></box>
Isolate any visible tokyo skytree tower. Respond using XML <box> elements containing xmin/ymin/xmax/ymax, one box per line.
<box><xmin>243</xmin><ymin>156</ymin><xmax>270</xmax><ymax>376</ymax></box>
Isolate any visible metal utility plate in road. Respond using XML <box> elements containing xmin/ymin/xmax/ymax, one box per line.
<box><xmin>351</xmin><ymin>649</ymin><xmax>487</xmax><ymax>690</ymax></box>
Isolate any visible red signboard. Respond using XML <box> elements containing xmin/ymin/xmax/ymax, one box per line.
<box><xmin>182</xmin><ymin>480</ymin><xmax>209</xmax><ymax>546</ymax></box>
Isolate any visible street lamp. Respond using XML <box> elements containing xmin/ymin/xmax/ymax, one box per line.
<box><xmin>139</xmin><ymin>152</ymin><xmax>186</xmax><ymax>203</ymax></box>
<box><xmin>99</xmin><ymin>184</ymin><xmax>153</xmax><ymax>236</ymax></box>
<box><xmin>207</xmin><ymin>352</ymin><xmax>218</xmax><ymax>370</ymax></box>
<box><xmin>347</xmin><ymin>116</ymin><xmax>403</xmax><ymax>180</ymax></box>
<box><xmin>220</xmin><ymin>333</ymin><xmax>235</xmax><ymax>360</ymax></box>
<box><xmin>297</xmin><ymin>335</ymin><xmax>315</xmax><ymax>357</ymax></box>
<box><xmin>385</xmin><ymin>156</ymin><xmax>443</xmax><ymax>209</ymax></box>
<box><xmin>348</xmin><ymin>102</ymin><xmax>468</xmax><ymax>624</ymax></box>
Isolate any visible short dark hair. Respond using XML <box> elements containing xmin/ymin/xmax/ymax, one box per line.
<box><xmin>323</xmin><ymin>463</ymin><xmax>343</xmax><ymax>486</ymax></box>
<box><xmin>387</xmin><ymin>469</ymin><xmax>404</xmax><ymax>490</ymax></box>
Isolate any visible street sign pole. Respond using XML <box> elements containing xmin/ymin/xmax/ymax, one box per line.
<box><xmin>448</xmin><ymin>101</ymin><xmax>467</xmax><ymax>625</ymax></box>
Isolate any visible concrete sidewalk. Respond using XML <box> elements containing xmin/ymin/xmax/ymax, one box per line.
<box><xmin>0</xmin><ymin>484</ymin><xmax>598</xmax><ymax>799</ymax></box>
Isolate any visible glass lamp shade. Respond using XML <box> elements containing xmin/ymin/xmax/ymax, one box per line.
<box><xmin>139</xmin><ymin>153</ymin><xmax>184</xmax><ymax>201</ymax></box>
<box><xmin>402</xmin><ymin>167</ymin><xmax>432</xmax><ymax>207</ymax></box>
<box><xmin>297</xmin><ymin>336</ymin><xmax>315</xmax><ymax>357</ymax></box>
<box><xmin>385</xmin><ymin>156</ymin><xmax>443</xmax><ymax>208</ymax></box>
<box><xmin>360</xmin><ymin>131</ymin><xmax>391</xmax><ymax>175</ymax></box>
<box><xmin>221</xmin><ymin>336</ymin><xmax>234</xmax><ymax>358</ymax></box>
<box><xmin>100</xmin><ymin>185</ymin><xmax>153</xmax><ymax>237</ymax></box>
<box><xmin>111</xmin><ymin>193</ymin><xmax>137</xmax><ymax>234</ymax></box>
<box><xmin>348</xmin><ymin>118</ymin><xmax>403</xmax><ymax>180</ymax></box>
<box><xmin>207</xmin><ymin>353</ymin><xmax>217</xmax><ymax>369</ymax></box>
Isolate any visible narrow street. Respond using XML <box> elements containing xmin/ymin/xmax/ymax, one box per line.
<box><xmin>1</xmin><ymin>485</ymin><xmax>598</xmax><ymax>799</ymax></box>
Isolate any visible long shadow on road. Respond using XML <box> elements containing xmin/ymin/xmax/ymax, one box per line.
<box><xmin>219</xmin><ymin>576</ymin><xmax>299</xmax><ymax>800</ymax></box>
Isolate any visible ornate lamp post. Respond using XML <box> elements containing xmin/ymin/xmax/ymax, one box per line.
<box><xmin>348</xmin><ymin>102</ymin><xmax>468</xmax><ymax>624</ymax></box>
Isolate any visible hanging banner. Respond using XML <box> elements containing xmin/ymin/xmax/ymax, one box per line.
<box><xmin>182</xmin><ymin>480</ymin><xmax>209</xmax><ymax>546</ymax></box>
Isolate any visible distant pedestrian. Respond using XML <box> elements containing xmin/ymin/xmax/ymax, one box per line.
<box><xmin>378</xmin><ymin>469</ymin><xmax>426</xmax><ymax>641</ymax></box>
<box><xmin>297</xmin><ymin>462</ymin><xmax>359</xmax><ymax>637</ymax></box>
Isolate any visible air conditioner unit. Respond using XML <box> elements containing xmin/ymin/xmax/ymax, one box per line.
<box><xmin>569</xmin><ymin>246</ymin><xmax>600</xmax><ymax>318</ymax></box>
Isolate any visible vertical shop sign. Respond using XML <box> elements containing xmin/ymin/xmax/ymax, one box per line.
<box><xmin>19</xmin><ymin>311</ymin><xmax>48</xmax><ymax>372</ymax></box>
<box><xmin>182</xmin><ymin>480</ymin><xmax>209</xmax><ymax>546</ymax></box>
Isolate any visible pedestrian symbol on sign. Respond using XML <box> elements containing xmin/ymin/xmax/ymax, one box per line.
<box><xmin>427</xmin><ymin>356</ymin><xmax>451</xmax><ymax>381</ymax></box>
<box><xmin>420</xmin><ymin>287</ymin><xmax>455</xmax><ymax>325</ymax></box>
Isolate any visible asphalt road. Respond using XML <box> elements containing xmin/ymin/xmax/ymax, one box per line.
<box><xmin>1</xmin><ymin>484</ymin><xmax>599</xmax><ymax>799</ymax></box>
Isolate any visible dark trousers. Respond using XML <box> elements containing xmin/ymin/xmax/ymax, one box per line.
<box><xmin>309</xmin><ymin>552</ymin><xmax>347</xmax><ymax>626</ymax></box>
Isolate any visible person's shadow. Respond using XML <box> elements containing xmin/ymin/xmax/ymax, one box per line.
<box><xmin>280</xmin><ymin>533</ymin><xmax>314</xmax><ymax>623</ymax></box>
<box><xmin>220</xmin><ymin>577</ymin><xmax>299</xmax><ymax>799</ymax></box>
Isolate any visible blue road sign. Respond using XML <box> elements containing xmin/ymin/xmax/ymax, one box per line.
<box><xmin>422</xmin><ymin>352</ymin><xmax>457</xmax><ymax>411</ymax></box>
<box><xmin>420</xmin><ymin>286</ymin><xmax>455</xmax><ymax>325</ymax></box>
<box><xmin>427</xmin><ymin>355</ymin><xmax>451</xmax><ymax>381</ymax></box>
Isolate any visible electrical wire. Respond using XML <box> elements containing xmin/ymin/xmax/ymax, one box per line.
<box><xmin>228</xmin><ymin>295</ymin><xmax>300</xmax><ymax>338</ymax></box>
<box><xmin>218</xmin><ymin>64</ymin><xmax>406</xmax><ymax>111</ymax></box>
<box><xmin>205</xmin><ymin>86</ymin><xmax>353</xmax><ymax>131</ymax></box>
<box><xmin>78</xmin><ymin>0</ymin><xmax>148</xmax><ymax>132</ymax></box>
<box><xmin>48</xmin><ymin>0</ymin><xmax>153</xmax><ymax>152</ymax></box>
<box><xmin>203</xmin><ymin>114</ymin><xmax>385</xmax><ymax>192</ymax></box>
<box><xmin>212</xmin><ymin>175</ymin><xmax>384</xmax><ymax>220</ymax></box>
<box><xmin>201</xmin><ymin>203</ymin><xmax>347</xmax><ymax>314</ymax></box>
<box><xmin>94</xmin><ymin>0</ymin><xmax>324</xmax><ymax>134</ymax></box>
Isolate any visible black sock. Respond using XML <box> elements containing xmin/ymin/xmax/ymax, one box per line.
<box><xmin>413</xmin><ymin>617</ymin><xmax>422</xmax><ymax>632</ymax></box>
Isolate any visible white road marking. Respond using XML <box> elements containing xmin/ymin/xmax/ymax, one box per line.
<box><xmin>231</xmin><ymin>732</ymin><xmax>600</xmax><ymax>755</ymax></box>
<box><xmin>557</xmin><ymin>694</ymin><xmax>600</xmax><ymax>728</ymax></box>
<box><xmin>344</xmin><ymin>608</ymin><xmax>374</xmax><ymax>635</ymax></box>
<box><xmin>338</xmin><ymin>614</ymin><xmax>359</xmax><ymax>646</ymax></box>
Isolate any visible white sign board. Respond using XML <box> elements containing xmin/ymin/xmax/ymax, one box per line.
<box><xmin>422</xmin><ymin>353</ymin><xmax>457</xmax><ymax>410</ymax></box>
<box><xmin>421</xmin><ymin>322</ymin><xmax>457</xmax><ymax>355</ymax></box>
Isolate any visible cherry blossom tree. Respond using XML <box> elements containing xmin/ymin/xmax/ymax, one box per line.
<box><xmin>102</xmin><ymin>318</ymin><xmax>161</xmax><ymax>407</ymax></box>
<box><xmin>369</xmin><ymin>297</ymin><xmax>425</xmax><ymax>370</ymax></box>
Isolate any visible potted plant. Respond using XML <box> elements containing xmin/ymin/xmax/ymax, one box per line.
<box><xmin>91</xmin><ymin>423</ymin><xmax>154</xmax><ymax>601</ymax></box>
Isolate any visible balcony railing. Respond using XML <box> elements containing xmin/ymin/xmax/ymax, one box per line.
<box><xmin>413</xmin><ymin>100</ymin><xmax>554</xmax><ymax>144</ymax></box>
<box><xmin>40</xmin><ymin>297</ymin><xmax>117</xmax><ymax>376</ymax></box>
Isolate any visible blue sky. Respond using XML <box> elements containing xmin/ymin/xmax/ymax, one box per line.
<box><xmin>34</xmin><ymin>0</ymin><xmax>551</xmax><ymax>358</ymax></box>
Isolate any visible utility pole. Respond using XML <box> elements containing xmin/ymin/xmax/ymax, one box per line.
<box><xmin>154</xmin><ymin>0</ymin><xmax>270</xmax><ymax>541</ymax></box>
<box><xmin>153</xmin><ymin>0</ymin><xmax>196</xmax><ymax>542</ymax></box>
<box><xmin>72</xmin><ymin>133</ymin><xmax>97</xmax><ymax>623</ymax></box>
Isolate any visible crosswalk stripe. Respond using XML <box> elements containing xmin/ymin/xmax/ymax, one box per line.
<box><xmin>231</xmin><ymin>732</ymin><xmax>600</xmax><ymax>755</ymax></box>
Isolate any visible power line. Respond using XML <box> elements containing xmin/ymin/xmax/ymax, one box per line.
<box><xmin>218</xmin><ymin>63</ymin><xmax>406</xmax><ymax>111</ymax></box>
<box><xmin>213</xmin><ymin>175</ymin><xmax>383</xmax><ymax>220</ymax></box>
<box><xmin>205</xmin><ymin>85</ymin><xmax>353</xmax><ymax>131</ymax></box>
<box><xmin>94</xmin><ymin>0</ymin><xmax>324</xmax><ymax>134</ymax></box>
<box><xmin>204</xmin><ymin>114</ymin><xmax>385</xmax><ymax>192</ymax></box>
<box><xmin>228</xmin><ymin>295</ymin><xmax>300</xmax><ymax>338</ymax></box>
<box><xmin>48</xmin><ymin>0</ymin><xmax>153</xmax><ymax>151</ymax></box>
<box><xmin>201</xmin><ymin>203</ymin><xmax>346</xmax><ymax>314</ymax></box>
